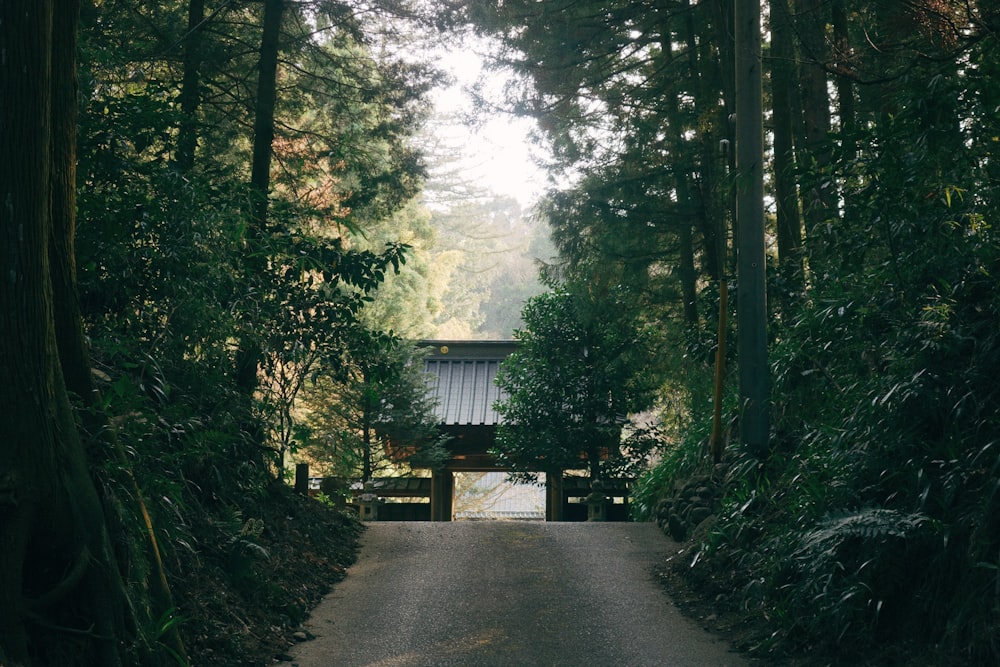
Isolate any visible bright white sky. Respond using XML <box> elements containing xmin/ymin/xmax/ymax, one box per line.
<box><xmin>426</xmin><ymin>44</ymin><xmax>548</xmax><ymax>208</ymax></box>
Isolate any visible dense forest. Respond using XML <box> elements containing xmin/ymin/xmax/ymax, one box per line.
<box><xmin>0</xmin><ymin>1</ymin><xmax>544</xmax><ymax>664</ymax></box>
<box><xmin>452</xmin><ymin>1</ymin><xmax>1000</xmax><ymax>664</ymax></box>
<box><xmin>1</xmin><ymin>0</ymin><xmax>998</xmax><ymax>665</ymax></box>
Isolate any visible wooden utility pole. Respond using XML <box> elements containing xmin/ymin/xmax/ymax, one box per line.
<box><xmin>734</xmin><ymin>0</ymin><xmax>770</xmax><ymax>457</ymax></box>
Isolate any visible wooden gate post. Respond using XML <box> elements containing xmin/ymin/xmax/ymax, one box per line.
<box><xmin>430</xmin><ymin>470</ymin><xmax>453</xmax><ymax>521</ymax></box>
<box><xmin>294</xmin><ymin>463</ymin><xmax>309</xmax><ymax>495</ymax></box>
<box><xmin>545</xmin><ymin>472</ymin><xmax>564</xmax><ymax>522</ymax></box>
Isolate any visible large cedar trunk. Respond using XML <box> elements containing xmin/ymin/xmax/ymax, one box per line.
<box><xmin>657</xmin><ymin>13</ymin><xmax>700</xmax><ymax>326</ymax></box>
<box><xmin>176</xmin><ymin>0</ymin><xmax>207</xmax><ymax>171</ymax></box>
<box><xmin>831</xmin><ymin>0</ymin><xmax>855</xmax><ymax>162</ymax></box>
<box><xmin>770</xmin><ymin>0</ymin><xmax>804</xmax><ymax>292</ymax></box>
<box><xmin>236</xmin><ymin>0</ymin><xmax>286</xmax><ymax>449</ymax></box>
<box><xmin>795</xmin><ymin>0</ymin><xmax>838</xmax><ymax>274</ymax></box>
<box><xmin>686</xmin><ymin>0</ymin><xmax>729</xmax><ymax>282</ymax></box>
<box><xmin>0</xmin><ymin>2</ymin><xmax>126</xmax><ymax>664</ymax></box>
<box><xmin>50</xmin><ymin>0</ymin><xmax>99</xmax><ymax>413</ymax></box>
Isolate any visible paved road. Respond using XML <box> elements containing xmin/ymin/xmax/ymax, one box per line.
<box><xmin>287</xmin><ymin>522</ymin><xmax>747</xmax><ymax>667</ymax></box>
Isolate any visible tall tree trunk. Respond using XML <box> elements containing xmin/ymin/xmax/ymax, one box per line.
<box><xmin>48</xmin><ymin>0</ymin><xmax>118</xmax><ymax>617</ymax></box>
<box><xmin>48</xmin><ymin>7</ymin><xmax>125</xmax><ymax>651</ymax></box>
<box><xmin>50</xmin><ymin>0</ymin><xmax>93</xmax><ymax>409</ymax></box>
<box><xmin>175</xmin><ymin>0</ymin><xmax>207</xmax><ymax>171</ymax></box>
<box><xmin>686</xmin><ymin>0</ymin><xmax>728</xmax><ymax>282</ymax></box>
<box><xmin>831</xmin><ymin>0</ymin><xmax>855</xmax><ymax>162</ymax></box>
<box><xmin>48</xmin><ymin>4</ymin><xmax>186</xmax><ymax>661</ymax></box>
<box><xmin>236</xmin><ymin>0</ymin><xmax>286</xmax><ymax>447</ymax></box>
<box><xmin>796</xmin><ymin>0</ymin><xmax>837</xmax><ymax>272</ymax></box>
<box><xmin>1</xmin><ymin>3</ymin><xmax>129</xmax><ymax>664</ymax></box>
<box><xmin>735</xmin><ymin>0</ymin><xmax>770</xmax><ymax>457</ymax></box>
<box><xmin>769</xmin><ymin>0</ymin><xmax>804</xmax><ymax>295</ymax></box>
<box><xmin>659</xmin><ymin>13</ymin><xmax>700</xmax><ymax>327</ymax></box>
<box><xmin>706</xmin><ymin>0</ymin><xmax>735</xmax><ymax>279</ymax></box>
<box><xmin>362</xmin><ymin>369</ymin><xmax>374</xmax><ymax>482</ymax></box>
<box><xmin>709</xmin><ymin>0</ymin><xmax>736</xmax><ymax>132</ymax></box>
<box><xmin>0</xmin><ymin>5</ymin><xmax>54</xmax><ymax>658</ymax></box>
<box><xmin>678</xmin><ymin>218</ymin><xmax>700</xmax><ymax>327</ymax></box>
<box><xmin>249</xmin><ymin>0</ymin><xmax>285</xmax><ymax>232</ymax></box>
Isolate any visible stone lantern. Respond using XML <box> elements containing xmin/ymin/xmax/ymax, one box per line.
<box><xmin>585</xmin><ymin>479</ymin><xmax>608</xmax><ymax>522</ymax></box>
<box><xmin>357</xmin><ymin>481</ymin><xmax>379</xmax><ymax>521</ymax></box>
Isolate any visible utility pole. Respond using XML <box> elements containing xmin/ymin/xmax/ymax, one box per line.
<box><xmin>734</xmin><ymin>0</ymin><xmax>770</xmax><ymax>457</ymax></box>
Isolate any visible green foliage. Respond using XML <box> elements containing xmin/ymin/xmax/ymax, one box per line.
<box><xmin>153</xmin><ymin>607</ymin><xmax>188</xmax><ymax>667</ymax></box>
<box><xmin>465</xmin><ymin>1</ymin><xmax>1000</xmax><ymax>663</ymax></box>
<box><xmin>494</xmin><ymin>283</ymin><xmax>662</xmax><ymax>481</ymax></box>
<box><xmin>689</xmin><ymin>33</ymin><xmax>1000</xmax><ymax>660</ymax></box>
<box><xmin>75</xmin><ymin>0</ymin><xmax>436</xmax><ymax>470</ymax></box>
<box><xmin>631</xmin><ymin>410</ymin><xmax>718</xmax><ymax>522</ymax></box>
<box><xmin>297</xmin><ymin>338</ymin><xmax>449</xmax><ymax>481</ymax></box>
<box><xmin>223</xmin><ymin>515</ymin><xmax>269</xmax><ymax>591</ymax></box>
<box><xmin>48</xmin><ymin>0</ymin><xmax>1000</xmax><ymax>664</ymax></box>
<box><xmin>412</xmin><ymin>190</ymin><xmax>553</xmax><ymax>339</ymax></box>
<box><xmin>455</xmin><ymin>0</ymin><xmax>732</xmax><ymax>334</ymax></box>
<box><xmin>67</xmin><ymin>2</ymin><xmax>439</xmax><ymax>664</ymax></box>
<box><xmin>775</xmin><ymin>510</ymin><xmax>939</xmax><ymax>650</ymax></box>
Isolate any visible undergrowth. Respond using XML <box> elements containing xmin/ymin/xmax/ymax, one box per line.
<box><xmin>639</xmin><ymin>218</ymin><xmax>1000</xmax><ymax>664</ymax></box>
<box><xmin>91</xmin><ymin>373</ymin><xmax>364</xmax><ymax>666</ymax></box>
<box><xmin>168</xmin><ymin>482</ymin><xmax>363</xmax><ymax>666</ymax></box>
<box><xmin>644</xmin><ymin>411</ymin><xmax>999</xmax><ymax>665</ymax></box>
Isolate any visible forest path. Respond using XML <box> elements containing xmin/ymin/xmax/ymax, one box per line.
<box><xmin>286</xmin><ymin>521</ymin><xmax>747</xmax><ymax>667</ymax></box>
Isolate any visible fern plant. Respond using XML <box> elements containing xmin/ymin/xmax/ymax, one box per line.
<box><xmin>775</xmin><ymin>509</ymin><xmax>938</xmax><ymax>652</ymax></box>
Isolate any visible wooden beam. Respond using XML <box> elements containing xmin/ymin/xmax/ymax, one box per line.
<box><xmin>546</xmin><ymin>474</ymin><xmax>564</xmax><ymax>522</ymax></box>
<box><xmin>430</xmin><ymin>470</ymin><xmax>454</xmax><ymax>521</ymax></box>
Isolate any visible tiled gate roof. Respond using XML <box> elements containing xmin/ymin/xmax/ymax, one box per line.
<box><xmin>420</xmin><ymin>340</ymin><xmax>517</xmax><ymax>426</ymax></box>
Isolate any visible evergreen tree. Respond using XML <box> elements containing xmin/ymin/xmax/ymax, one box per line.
<box><xmin>298</xmin><ymin>338</ymin><xmax>449</xmax><ymax>482</ymax></box>
<box><xmin>494</xmin><ymin>284</ymin><xmax>661</xmax><ymax>483</ymax></box>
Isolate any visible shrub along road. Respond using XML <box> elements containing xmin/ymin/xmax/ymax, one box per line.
<box><xmin>286</xmin><ymin>521</ymin><xmax>747</xmax><ymax>666</ymax></box>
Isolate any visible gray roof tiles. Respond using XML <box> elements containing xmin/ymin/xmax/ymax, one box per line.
<box><xmin>425</xmin><ymin>358</ymin><xmax>504</xmax><ymax>425</ymax></box>
<box><xmin>420</xmin><ymin>340</ymin><xmax>517</xmax><ymax>427</ymax></box>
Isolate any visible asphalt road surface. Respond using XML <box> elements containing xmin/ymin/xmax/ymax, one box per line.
<box><xmin>287</xmin><ymin>521</ymin><xmax>747</xmax><ymax>667</ymax></box>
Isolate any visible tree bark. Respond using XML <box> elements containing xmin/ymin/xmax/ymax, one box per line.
<box><xmin>709</xmin><ymin>0</ymin><xmax>736</xmax><ymax>133</ymax></box>
<box><xmin>769</xmin><ymin>0</ymin><xmax>804</xmax><ymax>293</ymax></box>
<box><xmin>795</xmin><ymin>0</ymin><xmax>837</xmax><ymax>271</ymax></box>
<box><xmin>236</xmin><ymin>0</ymin><xmax>286</xmax><ymax>448</ymax></box>
<box><xmin>678</xmin><ymin>219</ymin><xmax>700</xmax><ymax>327</ymax></box>
<box><xmin>48</xmin><ymin>6</ymin><xmax>186</xmax><ymax>658</ymax></box>
<box><xmin>175</xmin><ymin>0</ymin><xmax>207</xmax><ymax>171</ymax></box>
<box><xmin>686</xmin><ymin>0</ymin><xmax>729</xmax><ymax>282</ymax></box>
<box><xmin>659</xmin><ymin>11</ymin><xmax>700</xmax><ymax>327</ymax></box>
<box><xmin>735</xmin><ymin>0</ymin><xmax>770</xmax><ymax>457</ymax></box>
<box><xmin>249</xmin><ymin>0</ymin><xmax>285</xmax><ymax>232</ymax></box>
<box><xmin>362</xmin><ymin>369</ymin><xmax>374</xmax><ymax>482</ymax></box>
<box><xmin>831</xmin><ymin>0</ymin><xmax>855</xmax><ymax>163</ymax></box>
<box><xmin>49</xmin><ymin>0</ymin><xmax>86</xmax><ymax>396</ymax></box>
<box><xmin>0</xmin><ymin>4</ymin><xmax>53</xmax><ymax>658</ymax></box>
<box><xmin>1</xmin><ymin>2</ymin><xmax>126</xmax><ymax>664</ymax></box>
